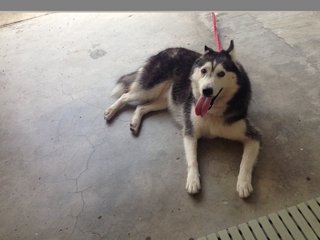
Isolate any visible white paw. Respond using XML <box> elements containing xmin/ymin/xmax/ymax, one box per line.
<box><xmin>186</xmin><ymin>170</ymin><xmax>201</xmax><ymax>194</ymax></box>
<box><xmin>129</xmin><ymin>121</ymin><xmax>140</xmax><ymax>135</ymax></box>
<box><xmin>104</xmin><ymin>107</ymin><xmax>115</xmax><ymax>121</ymax></box>
<box><xmin>237</xmin><ymin>178</ymin><xmax>253</xmax><ymax>198</ymax></box>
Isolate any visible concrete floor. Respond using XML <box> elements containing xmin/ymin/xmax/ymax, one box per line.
<box><xmin>0</xmin><ymin>12</ymin><xmax>319</xmax><ymax>240</ymax></box>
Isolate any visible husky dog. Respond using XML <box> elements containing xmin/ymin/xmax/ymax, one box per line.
<box><xmin>104</xmin><ymin>40</ymin><xmax>261</xmax><ymax>198</ymax></box>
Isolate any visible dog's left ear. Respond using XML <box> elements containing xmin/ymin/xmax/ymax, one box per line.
<box><xmin>204</xmin><ymin>45</ymin><xmax>216</xmax><ymax>55</ymax></box>
<box><xmin>226</xmin><ymin>40</ymin><xmax>236</xmax><ymax>60</ymax></box>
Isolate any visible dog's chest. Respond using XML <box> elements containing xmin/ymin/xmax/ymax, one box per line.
<box><xmin>193</xmin><ymin>115</ymin><xmax>225</xmax><ymax>138</ymax></box>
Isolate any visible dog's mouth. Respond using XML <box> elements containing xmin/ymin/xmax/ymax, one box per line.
<box><xmin>195</xmin><ymin>88</ymin><xmax>223</xmax><ymax>117</ymax></box>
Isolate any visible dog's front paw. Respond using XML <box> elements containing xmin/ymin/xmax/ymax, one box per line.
<box><xmin>186</xmin><ymin>170</ymin><xmax>201</xmax><ymax>194</ymax></box>
<box><xmin>237</xmin><ymin>178</ymin><xmax>253</xmax><ymax>198</ymax></box>
<box><xmin>104</xmin><ymin>107</ymin><xmax>115</xmax><ymax>121</ymax></box>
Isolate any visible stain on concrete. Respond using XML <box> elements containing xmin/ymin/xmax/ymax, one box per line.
<box><xmin>275</xmin><ymin>134</ymin><xmax>288</xmax><ymax>144</ymax></box>
<box><xmin>89</xmin><ymin>49</ymin><xmax>106</xmax><ymax>59</ymax></box>
<box><xmin>91</xmin><ymin>43</ymin><xmax>100</xmax><ymax>48</ymax></box>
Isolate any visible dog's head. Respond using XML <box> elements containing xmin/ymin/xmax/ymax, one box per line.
<box><xmin>191</xmin><ymin>40</ymin><xmax>240</xmax><ymax>116</ymax></box>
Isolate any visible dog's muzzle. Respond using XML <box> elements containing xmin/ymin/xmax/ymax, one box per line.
<box><xmin>195</xmin><ymin>88</ymin><xmax>223</xmax><ymax>117</ymax></box>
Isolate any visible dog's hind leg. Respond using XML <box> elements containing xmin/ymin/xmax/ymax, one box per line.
<box><xmin>104</xmin><ymin>88</ymin><xmax>142</xmax><ymax>121</ymax></box>
<box><xmin>104</xmin><ymin>70</ymin><xmax>142</xmax><ymax>121</ymax></box>
<box><xmin>130</xmin><ymin>97</ymin><xmax>168</xmax><ymax>135</ymax></box>
<box><xmin>105</xmin><ymin>79</ymin><xmax>171</xmax><ymax>121</ymax></box>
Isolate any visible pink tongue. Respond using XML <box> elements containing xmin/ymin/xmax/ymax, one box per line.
<box><xmin>195</xmin><ymin>96</ymin><xmax>213</xmax><ymax>116</ymax></box>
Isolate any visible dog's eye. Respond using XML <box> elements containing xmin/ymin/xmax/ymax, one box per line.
<box><xmin>217</xmin><ymin>71</ymin><xmax>225</xmax><ymax>77</ymax></box>
<box><xmin>201</xmin><ymin>68</ymin><xmax>207</xmax><ymax>74</ymax></box>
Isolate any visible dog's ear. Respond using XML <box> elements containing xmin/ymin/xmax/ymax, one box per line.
<box><xmin>226</xmin><ymin>40</ymin><xmax>236</xmax><ymax>61</ymax></box>
<box><xmin>204</xmin><ymin>45</ymin><xmax>216</xmax><ymax>55</ymax></box>
<box><xmin>226</xmin><ymin>40</ymin><xmax>234</xmax><ymax>53</ymax></box>
<box><xmin>204</xmin><ymin>45</ymin><xmax>211</xmax><ymax>52</ymax></box>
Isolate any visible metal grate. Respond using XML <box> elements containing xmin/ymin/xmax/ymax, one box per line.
<box><xmin>198</xmin><ymin>197</ymin><xmax>320</xmax><ymax>240</ymax></box>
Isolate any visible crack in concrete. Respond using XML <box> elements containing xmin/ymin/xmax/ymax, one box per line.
<box><xmin>55</xmin><ymin>110</ymin><xmax>66</xmax><ymax>143</ymax></box>
<box><xmin>248</xmin><ymin>13</ymin><xmax>319</xmax><ymax>74</ymax></box>
<box><xmin>62</xmin><ymin>133</ymin><xmax>99</xmax><ymax>238</ymax></box>
<box><xmin>248</xmin><ymin>13</ymin><xmax>296</xmax><ymax>50</ymax></box>
<box><xmin>90</xmin><ymin>231</ymin><xmax>104</xmax><ymax>239</ymax></box>
<box><xmin>60</xmin><ymin>78</ymin><xmax>75</xmax><ymax>101</ymax></box>
<box><xmin>70</xmin><ymin>190</ymin><xmax>86</xmax><ymax>237</ymax></box>
<box><xmin>77</xmin><ymin>134</ymin><xmax>95</xmax><ymax>149</ymax></box>
<box><xmin>0</xmin><ymin>13</ymin><xmax>53</xmax><ymax>29</ymax></box>
<box><xmin>60</xmin><ymin>78</ymin><xmax>108</xmax><ymax>116</ymax></box>
<box><xmin>61</xmin><ymin>133</ymin><xmax>107</xmax><ymax>186</ymax></box>
<box><xmin>75</xmin><ymin>227</ymin><xmax>105</xmax><ymax>240</ymax></box>
<box><xmin>79</xmin><ymin>98</ymin><xmax>104</xmax><ymax>111</ymax></box>
<box><xmin>74</xmin><ymin>145</ymin><xmax>96</xmax><ymax>192</ymax></box>
<box><xmin>21</xmin><ymin>147</ymin><xmax>61</xmax><ymax>163</ymax></box>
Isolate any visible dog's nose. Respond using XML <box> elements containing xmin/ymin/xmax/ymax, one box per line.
<box><xmin>202</xmin><ymin>88</ymin><xmax>213</xmax><ymax>97</ymax></box>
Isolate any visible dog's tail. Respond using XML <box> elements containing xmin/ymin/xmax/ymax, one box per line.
<box><xmin>111</xmin><ymin>70</ymin><xmax>138</xmax><ymax>98</ymax></box>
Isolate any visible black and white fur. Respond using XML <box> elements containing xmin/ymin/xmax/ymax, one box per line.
<box><xmin>104</xmin><ymin>41</ymin><xmax>261</xmax><ymax>198</ymax></box>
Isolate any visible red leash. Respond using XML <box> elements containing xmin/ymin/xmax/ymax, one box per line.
<box><xmin>211</xmin><ymin>11</ymin><xmax>222</xmax><ymax>52</ymax></box>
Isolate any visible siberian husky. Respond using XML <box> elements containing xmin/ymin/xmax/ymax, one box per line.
<box><xmin>104</xmin><ymin>40</ymin><xmax>261</xmax><ymax>198</ymax></box>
